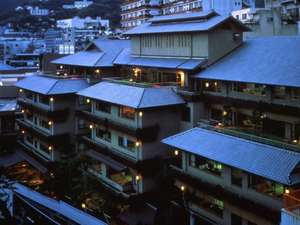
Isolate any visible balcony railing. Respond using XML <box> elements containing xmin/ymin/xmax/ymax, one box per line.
<box><xmin>283</xmin><ymin>190</ymin><xmax>300</xmax><ymax>217</ymax></box>
<box><xmin>198</xmin><ymin>120</ymin><xmax>300</xmax><ymax>152</ymax></box>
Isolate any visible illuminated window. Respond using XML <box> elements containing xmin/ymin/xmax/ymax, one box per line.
<box><xmin>119</xmin><ymin>106</ymin><xmax>135</xmax><ymax>120</ymax></box>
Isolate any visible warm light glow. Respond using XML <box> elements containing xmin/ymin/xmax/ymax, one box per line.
<box><xmin>133</xmin><ymin>68</ymin><xmax>141</xmax><ymax>77</ymax></box>
<box><xmin>64</xmin><ymin>73</ymin><xmax>68</xmax><ymax>76</ymax></box>
<box><xmin>48</xmin><ymin>121</ymin><xmax>53</xmax><ymax>126</ymax></box>
<box><xmin>48</xmin><ymin>146</ymin><xmax>53</xmax><ymax>151</ymax></box>
<box><xmin>19</xmin><ymin>89</ymin><xmax>23</xmax><ymax>93</ymax></box>
<box><xmin>217</xmin><ymin>122</ymin><xmax>223</xmax><ymax>127</ymax></box>
<box><xmin>56</xmin><ymin>72</ymin><xmax>60</xmax><ymax>75</ymax></box>
<box><xmin>21</xmin><ymin>130</ymin><xmax>25</xmax><ymax>134</ymax></box>
<box><xmin>86</xmin><ymin>98</ymin><xmax>91</xmax><ymax>104</ymax></box>
<box><xmin>50</xmin><ymin>172</ymin><xmax>54</xmax><ymax>177</ymax></box>
<box><xmin>21</xmin><ymin>109</ymin><xmax>25</xmax><ymax>113</ymax></box>
<box><xmin>129</xmin><ymin>78</ymin><xmax>133</xmax><ymax>82</ymax></box>
<box><xmin>178</xmin><ymin>71</ymin><xmax>185</xmax><ymax>87</ymax></box>
<box><xmin>205</xmin><ymin>82</ymin><xmax>210</xmax><ymax>88</ymax></box>
<box><xmin>95</xmin><ymin>69</ymin><xmax>100</xmax><ymax>73</ymax></box>
<box><xmin>285</xmin><ymin>189</ymin><xmax>290</xmax><ymax>194</ymax></box>
<box><xmin>89</xmin><ymin>124</ymin><xmax>93</xmax><ymax>129</ymax></box>
<box><xmin>180</xmin><ymin>185</ymin><xmax>185</xmax><ymax>192</ymax></box>
<box><xmin>214</xmin><ymin>82</ymin><xmax>218</xmax><ymax>87</ymax></box>
<box><xmin>81</xmin><ymin>203</ymin><xmax>86</xmax><ymax>209</ymax></box>
<box><xmin>223</xmin><ymin>111</ymin><xmax>228</xmax><ymax>116</ymax></box>
<box><xmin>60</xmin><ymin>65</ymin><xmax>63</xmax><ymax>69</ymax></box>
<box><xmin>174</xmin><ymin>150</ymin><xmax>179</xmax><ymax>156</ymax></box>
<box><xmin>136</xmin><ymin>175</ymin><xmax>141</xmax><ymax>181</ymax></box>
<box><xmin>139</xmin><ymin>112</ymin><xmax>143</xmax><ymax>117</ymax></box>
<box><xmin>293</xmin><ymin>139</ymin><xmax>298</xmax><ymax>144</ymax></box>
<box><xmin>50</xmin><ymin>97</ymin><xmax>54</xmax><ymax>102</ymax></box>
<box><xmin>135</xmin><ymin>141</ymin><xmax>141</xmax><ymax>147</ymax></box>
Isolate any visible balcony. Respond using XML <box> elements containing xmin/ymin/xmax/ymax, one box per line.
<box><xmin>199</xmin><ymin>121</ymin><xmax>300</xmax><ymax>152</ymax></box>
<box><xmin>282</xmin><ymin>190</ymin><xmax>300</xmax><ymax>225</ymax></box>
<box><xmin>17</xmin><ymin>119</ymin><xmax>69</xmax><ymax>144</ymax></box>
<box><xmin>18</xmin><ymin>98</ymin><xmax>69</xmax><ymax>122</ymax></box>
<box><xmin>76</xmin><ymin>110</ymin><xmax>160</xmax><ymax>142</ymax></box>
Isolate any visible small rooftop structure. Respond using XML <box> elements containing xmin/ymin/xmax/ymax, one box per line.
<box><xmin>77</xmin><ymin>81</ymin><xmax>185</xmax><ymax>109</ymax></box>
<box><xmin>15</xmin><ymin>75</ymin><xmax>89</xmax><ymax>95</ymax></box>
<box><xmin>162</xmin><ymin>127</ymin><xmax>300</xmax><ymax>186</ymax></box>
<box><xmin>52</xmin><ymin>39</ymin><xmax>130</xmax><ymax>68</ymax></box>
<box><xmin>194</xmin><ymin>36</ymin><xmax>300</xmax><ymax>88</ymax></box>
<box><xmin>125</xmin><ymin>11</ymin><xmax>250</xmax><ymax>35</ymax></box>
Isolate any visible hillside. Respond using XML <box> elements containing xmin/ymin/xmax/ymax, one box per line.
<box><xmin>0</xmin><ymin>0</ymin><xmax>121</xmax><ymax>28</ymax></box>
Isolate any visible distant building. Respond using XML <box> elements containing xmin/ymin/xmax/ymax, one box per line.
<box><xmin>121</xmin><ymin>0</ymin><xmax>161</xmax><ymax>29</ymax></box>
<box><xmin>44</xmin><ymin>29</ymin><xmax>63</xmax><ymax>53</ymax></box>
<box><xmin>63</xmin><ymin>0</ymin><xmax>94</xmax><ymax>10</ymax></box>
<box><xmin>28</xmin><ymin>6</ymin><xmax>49</xmax><ymax>16</ymax></box>
<box><xmin>56</xmin><ymin>17</ymin><xmax>110</xmax><ymax>51</ymax></box>
<box><xmin>161</xmin><ymin>0</ymin><xmax>203</xmax><ymax>15</ymax></box>
<box><xmin>202</xmin><ymin>0</ymin><xmax>243</xmax><ymax>15</ymax></box>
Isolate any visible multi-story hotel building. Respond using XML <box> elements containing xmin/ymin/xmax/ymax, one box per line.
<box><xmin>39</xmin><ymin>9</ymin><xmax>300</xmax><ymax>225</ymax></box>
<box><xmin>161</xmin><ymin>0</ymin><xmax>203</xmax><ymax>15</ymax></box>
<box><xmin>121</xmin><ymin>0</ymin><xmax>161</xmax><ymax>29</ymax></box>
<box><xmin>76</xmin><ymin>81</ymin><xmax>184</xmax><ymax>196</ymax></box>
<box><xmin>16</xmin><ymin>75</ymin><xmax>89</xmax><ymax>163</ymax></box>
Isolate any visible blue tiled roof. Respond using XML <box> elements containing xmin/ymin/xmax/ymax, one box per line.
<box><xmin>15</xmin><ymin>75</ymin><xmax>89</xmax><ymax>95</ymax></box>
<box><xmin>77</xmin><ymin>81</ymin><xmax>185</xmax><ymax>109</ymax></box>
<box><xmin>162</xmin><ymin>127</ymin><xmax>300</xmax><ymax>185</ymax></box>
<box><xmin>52</xmin><ymin>39</ymin><xmax>130</xmax><ymax>68</ymax></box>
<box><xmin>114</xmin><ymin>48</ymin><xmax>206</xmax><ymax>70</ymax></box>
<box><xmin>125</xmin><ymin>12</ymin><xmax>249</xmax><ymax>35</ymax></box>
<box><xmin>0</xmin><ymin>63</ymin><xmax>15</xmax><ymax>71</ymax></box>
<box><xmin>194</xmin><ymin>36</ymin><xmax>300</xmax><ymax>88</ymax></box>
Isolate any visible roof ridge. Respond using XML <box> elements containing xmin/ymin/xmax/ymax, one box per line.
<box><xmin>136</xmin><ymin>87</ymin><xmax>147</xmax><ymax>109</ymax></box>
<box><xmin>46</xmin><ymin>79</ymin><xmax>60</xmax><ymax>95</ymax></box>
<box><xmin>197</xmin><ymin>127</ymin><xmax>300</xmax><ymax>156</ymax></box>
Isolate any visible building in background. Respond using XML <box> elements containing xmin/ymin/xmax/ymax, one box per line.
<box><xmin>161</xmin><ymin>0</ymin><xmax>203</xmax><ymax>15</ymax></box>
<box><xmin>28</xmin><ymin>6</ymin><xmax>49</xmax><ymax>16</ymax></box>
<box><xmin>56</xmin><ymin>17</ymin><xmax>110</xmax><ymax>51</ymax></box>
<box><xmin>121</xmin><ymin>0</ymin><xmax>161</xmax><ymax>29</ymax></box>
<box><xmin>63</xmin><ymin>0</ymin><xmax>94</xmax><ymax>9</ymax></box>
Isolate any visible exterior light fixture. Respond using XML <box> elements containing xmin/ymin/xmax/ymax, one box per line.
<box><xmin>89</xmin><ymin>124</ymin><xmax>93</xmax><ymax>129</ymax></box>
<box><xmin>217</xmin><ymin>122</ymin><xmax>223</xmax><ymax>127</ymax></box>
<box><xmin>223</xmin><ymin>111</ymin><xmax>228</xmax><ymax>116</ymax></box>
<box><xmin>19</xmin><ymin>89</ymin><xmax>23</xmax><ymax>93</ymax></box>
<box><xmin>129</xmin><ymin>78</ymin><xmax>133</xmax><ymax>82</ymax></box>
<box><xmin>48</xmin><ymin>121</ymin><xmax>53</xmax><ymax>126</ymax></box>
<box><xmin>174</xmin><ymin>150</ymin><xmax>179</xmax><ymax>156</ymax></box>
<box><xmin>135</xmin><ymin>141</ymin><xmax>141</xmax><ymax>147</ymax></box>
<box><xmin>60</xmin><ymin>65</ymin><xmax>63</xmax><ymax>69</ymax></box>
<box><xmin>180</xmin><ymin>185</ymin><xmax>185</xmax><ymax>192</ymax></box>
<box><xmin>56</xmin><ymin>72</ymin><xmax>60</xmax><ymax>75</ymax></box>
<box><xmin>95</xmin><ymin>69</ymin><xmax>100</xmax><ymax>73</ymax></box>
<box><xmin>86</xmin><ymin>98</ymin><xmax>91</xmax><ymax>104</ymax></box>
<box><xmin>21</xmin><ymin>130</ymin><xmax>25</xmax><ymax>134</ymax></box>
<box><xmin>64</xmin><ymin>73</ymin><xmax>68</xmax><ymax>76</ymax></box>
<box><xmin>205</xmin><ymin>82</ymin><xmax>210</xmax><ymax>88</ymax></box>
<box><xmin>48</xmin><ymin>146</ymin><xmax>53</xmax><ymax>151</ymax></box>
<box><xmin>285</xmin><ymin>189</ymin><xmax>290</xmax><ymax>194</ymax></box>
<box><xmin>136</xmin><ymin>175</ymin><xmax>141</xmax><ymax>181</ymax></box>
<box><xmin>214</xmin><ymin>82</ymin><xmax>218</xmax><ymax>86</ymax></box>
<box><xmin>139</xmin><ymin>112</ymin><xmax>143</xmax><ymax>117</ymax></box>
<box><xmin>50</xmin><ymin>97</ymin><xmax>54</xmax><ymax>102</ymax></box>
<box><xmin>81</xmin><ymin>203</ymin><xmax>86</xmax><ymax>209</ymax></box>
<box><xmin>293</xmin><ymin>139</ymin><xmax>298</xmax><ymax>144</ymax></box>
<box><xmin>21</xmin><ymin>109</ymin><xmax>25</xmax><ymax>113</ymax></box>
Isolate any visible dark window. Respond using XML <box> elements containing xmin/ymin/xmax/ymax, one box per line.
<box><xmin>181</xmin><ymin>106</ymin><xmax>191</xmax><ymax>122</ymax></box>
<box><xmin>231</xmin><ymin>213</ymin><xmax>242</xmax><ymax>225</ymax></box>
<box><xmin>39</xmin><ymin>95</ymin><xmax>50</xmax><ymax>105</ymax></box>
<box><xmin>96</xmin><ymin>127</ymin><xmax>111</xmax><ymax>142</ymax></box>
<box><xmin>231</xmin><ymin>168</ymin><xmax>243</xmax><ymax>187</ymax></box>
<box><xmin>96</xmin><ymin>101</ymin><xmax>111</xmax><ymax>113</ymax></box>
